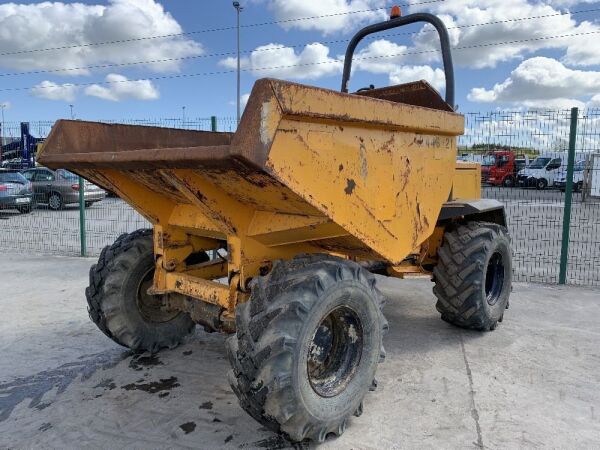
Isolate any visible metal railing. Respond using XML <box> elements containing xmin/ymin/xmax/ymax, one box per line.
<box><xmin>1</xmin><ymin>111</ymin><xmax>599</xmax><ymax>286</ymax></box>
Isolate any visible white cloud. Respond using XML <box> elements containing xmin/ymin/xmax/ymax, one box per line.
<box><xmin>588</xmin><ymin>94</ymin><xmax>600</xmax><ymax>108</ymax></box>
<box><xmin>219</xmin><ymin>43</ymin><xmax>342</xmax><ymax>80</ymax></box>
<box><xmin>390</xmin><ymin>66</ymin><xmax>446</xmax><ymax>92</ymax></box>
<box><xmin>256</xmin><ymin>0</ymin><xmax>387</xmax><ymax>35</ymax></box>
<box><xmin>241</xmin><ymin>93</ymin><xmax>251</xmax><ymax>109</ymax></box>
<box><xmin>0</xmin><ymin>0</ymin><xmax>202</xmax><ymax>75</ymax></box>
<box><xmin>350</xmin><ymin>39</ymin><xmax>445</xmax><ymax>92</ymax></box>
<box><xmin>31</xmin><ymin>81</ymin><xmax>79</xmax><ymax>102</ymax></box>
<box><xmin>229</xmin><ymin>93</ymin><xmax>251</xmax><ymax>110</ymax></box>
<box><xmin>404</xmin><ymin>0</ymin><xmax>600</xmax><ymax>69</ymax></box>
<box><xmin>467</xmin><ymin>57</ymin><xmax>598</xmax><ymax>108</ymax></box>
<box><xmin>84</xmin><ymin>74</ymin><xmax>159</xmax><ymax>101</ymax></box>
<box><xmin>353</xmin><ymin>39</ymin><xmax>409</xmax><ymax>74</ymax></box>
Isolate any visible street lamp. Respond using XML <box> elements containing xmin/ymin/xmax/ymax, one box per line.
<box><xmin>233</xmin><ymin>1</ymin><xmax>244</xmax><ymax>124</ymax></box>
<box><xmin>0</xmin><ymin>103</ymin><xmax>6</xmax><ymax>147</ymax></box>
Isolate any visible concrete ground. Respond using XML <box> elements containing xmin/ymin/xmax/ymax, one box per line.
<box><xmin>1</xmin><ymin>254</ymin><xmax>599</xmax><ymax>449</ymax></box>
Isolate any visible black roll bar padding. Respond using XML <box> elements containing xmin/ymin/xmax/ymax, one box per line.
<box><xmin>341</xmin><ymin>12</ymin><xmax>455</xmax><ymax>109</ymax></box>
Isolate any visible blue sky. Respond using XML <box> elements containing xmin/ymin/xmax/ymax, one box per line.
<box><xmin>1</xmin><ymin>0</ymin><xmax>600</xmax><ymax>124</ymax></box>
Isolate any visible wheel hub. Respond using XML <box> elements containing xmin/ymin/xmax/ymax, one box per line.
<box><xmin>49</xmin><ymin>195</ymin><xmax>60</xmax><ymax>209</ymax></box>
<box><xmin>485</xmin><ymin>252</ymin><xmax>505</xmax><ymax>306</ymax></box>
<box><xmin>136</xmin><ymin>268</ymin><xmax>179</xmax><ymax>323</ymax></box>
<box><xmin>307</xmin><ymin>306</ymin><xmax>363</xmax><ymax>398</ymax></box>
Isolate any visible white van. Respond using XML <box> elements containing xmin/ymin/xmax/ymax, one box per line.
<box><xmin>517</xmin><ymin>153</ymin><xmax>565</xmax><ymax>189</ymax></box>
<box><xmin>553</xmin><ymin>160</ymin><xmax>585</xmax><ymax>192</ymax></box>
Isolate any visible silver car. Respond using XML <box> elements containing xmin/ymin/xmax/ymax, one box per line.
<box><xmin>21</xmin><ymin>167</ymin><xmax>106</xmax><ymax>210</ymax></box>
<box><xmin>0</xmin><ymin>169</ymin><xmax>34</xmax><ymax>213</ymax></box>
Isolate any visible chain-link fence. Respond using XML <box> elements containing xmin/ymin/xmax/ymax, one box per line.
<box><xmin>1</xmin><ymin>111</ymin><xmax>599</xmax><ymax>286</ymax></box>
<box><xmin>460</xmin><ymin>109</ymin><xmax>600</xmax><ymax>286</ymax></box>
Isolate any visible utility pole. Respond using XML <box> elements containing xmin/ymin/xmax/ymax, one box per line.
<box><xmin>69</xmin><ymin>104</ymin><xmax>75</xmax><ymax>120</ymax></box>
<box><xmin>182</xmin><ymin>106</ymin><xmax>186</xmax><ymax>127</ymax></box>
<box><xmin>233</xmin><ymin>1</ymin><xmax>243</xmax><ymax>124</ymax></box>
<box><xmin>0</xmin><ymin>103</ymin><xmax>6</xmax><ymax>147</ymax></box>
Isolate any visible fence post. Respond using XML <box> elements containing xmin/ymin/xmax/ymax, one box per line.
<box><xmin>79</xmin><ymin>176</ymin><xmax>87</xmax><ymax>257</ymax></box>
<box><xmin>210</xmin><ymin>115</ymin><xmax>218</xmax><ymax>261</ymax></box>
<box><xmin>559</xmin><ymin>107</ymin><xmax>578</xmax><ymax>284</ymax></box>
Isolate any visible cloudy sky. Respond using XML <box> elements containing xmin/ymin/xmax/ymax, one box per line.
<box><xmin>1</xmin><ymin>0</ymin><xmax>600</xmax><ymax>122</ymax></box>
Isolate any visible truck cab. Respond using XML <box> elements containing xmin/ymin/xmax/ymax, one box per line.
<box><xmin>517</xmin><ymin>154</ymin><xmax>563</xmax><ymax>189</ymax></box>
<box><xmin>481</xmin><ymin>150</ymin><xmax>521</xmax><ymax>187</ymax></box>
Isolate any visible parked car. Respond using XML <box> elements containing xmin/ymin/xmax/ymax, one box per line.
<box><xmin>0</xmin><ymin>169</ymin><xmax>34</xmax><ymax>213</ymax></box>
<box><xmin>517</xmin><ymin>154</ymin><xmax>563</xmax><ymax>189</ymax></box>
<box><xmin>21</xmin><ymin>167</ymin><xmax>106</xmax><ymax>210</ymax></box>
<box><xmin>554</xmin><ymin>160</ymin><xmax>585</xmax><ymax>192</ymax></box>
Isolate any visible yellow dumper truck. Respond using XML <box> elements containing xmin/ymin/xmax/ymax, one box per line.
<box><xmin>39</xmin><ymin>10</ymin><xmax>511</xmax><ymax>444</ymax></box>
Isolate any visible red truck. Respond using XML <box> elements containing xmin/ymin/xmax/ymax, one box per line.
<box><xmin>480</xmin><ymin>150</ymin><xmax>528</xmax><ymax>187</ymax></box>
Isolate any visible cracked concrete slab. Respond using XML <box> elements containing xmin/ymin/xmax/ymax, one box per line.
<box><xmin>1</xmin><ymin>254</ymin><xmax>599</xmax><ymax>449</ymax></box>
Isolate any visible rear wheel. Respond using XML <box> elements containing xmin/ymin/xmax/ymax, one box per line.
<box><xmin>502</xmin><ymin>176</ymin><xmax>514</xmax><ymax>187</ymax></box>
<box><xmin>433</xmin><ymin>222</ymin><xmax>512</xmax><ymax>331</ymax></box>
<box><xmin>227</xmin><ymin>255</ymin><xmax>387</xmax><ymax>443</ymax></box>
<box><xmin>48</xmin><ymin>192</ymin><xmax>63</xmax><ymax>210</ymax></box>
<box><xmin>85</xmin><ymin>229</ymin><xmax>197</xmax><ymax>352</ymax></box>
<box><xmin>18</xmin><ymin>205</ymin><xmax>32</xmax><ymax>214</ymax></box>
<box><xmin>85</xmin><ymin>201</ymin><xmax>93</xmax><ymax>208</ymax></box>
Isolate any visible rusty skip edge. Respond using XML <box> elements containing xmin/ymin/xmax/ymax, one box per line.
<box><xmin>38</xmin><ymin>78</ymin><xmax>464</xmax><ymax>172</ymax></box>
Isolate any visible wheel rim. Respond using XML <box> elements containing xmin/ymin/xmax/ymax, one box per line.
<box><xmin>485</xmin><ymin>252</ymin><xmax>505</xmax><ymax>306</ymax></box>
<box><xmin>136</xmin><ymin>267</ymin><xmax>179</xmax><ymax>323</ymax></box>
<box><xmin>307</xmin><ymin>306</ymin><xmax>363</xmax><ymax>398</ymax></box>
<box><xmin>49</xmin><ymin>194</ymin><xmax>60</xmax><ymax>209</ymax></box>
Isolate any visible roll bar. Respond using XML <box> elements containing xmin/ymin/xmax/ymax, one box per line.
<box><xmin>341</xmin><ymin>12</ymin><xmax>455</xmax><ymax>108</ymax></box>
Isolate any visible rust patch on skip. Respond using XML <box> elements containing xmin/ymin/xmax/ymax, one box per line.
<box><xmin>344</xmin><ymin>179</ymin><xmax>356</xmax><ymax>195</ymax></box>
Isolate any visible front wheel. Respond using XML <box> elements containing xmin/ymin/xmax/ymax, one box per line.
<box><xmin>86</xmin><ymin>229</ymin><xmax>196</xmax><ymax>352</ymax></box>
<box><xmin>536</xmin><ymin>178</ymin><xmax>548</xmax><ymax>190</ymax></box>
<box><xmin>227</xmin><ymin>255</ymin><xmax>387</xmax><ymax>443</ymax></box>
<box><xmin>433</xmin><ymin>222</ymin><xmax>512</xmax><ymax>331</ymax></box>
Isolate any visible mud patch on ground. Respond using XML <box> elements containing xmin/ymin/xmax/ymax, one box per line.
<box><xmin>183</xmin><ymin>350</ymin><xmax>193</xmax><ymax>356</ymax></box>
<box><xmin>35</xmin><ymin>402</ymin><xmax>52</xmax><ymax>411</ymax></box>
<box><xmin>199</xmin><ymin>401</ymin><xmax>213</xmax><ymax>410</ymax></box>
<box><xmin>121</xmin><ymin>376</ymin><xmax>180</xmax><ymax>394</ymax></box>
<box><xmin>39</xmin><ymin>423</ymin><xmax>52</xmax><ymax>432</ymax></box>
<box><xmin>180</xmin><ymin>421</ymin><xmax>196</xmax><ymax>434</ymax></box>
<box><xmin>94</xmin><ymin>378</ymin><xmax>116</xmax><ymax>390</ymax></box>
<box><xmin>128</xmin><ymin>353</ymin><xmax>164</xmax><ymax>371</ymax></box>
<box><xmin>240</xmin><ymin>435</ymin><xmax>299</xmax><ymax>449</ymax></box>
<box><xmin>0</xmin><ymin>349</ymin><xmax>126</xmax><ymax>422</ymax></box>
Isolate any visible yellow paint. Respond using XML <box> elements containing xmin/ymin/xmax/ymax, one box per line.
<box><xmin>452</xmin><ymin>161</ymin><xmax>481</xmax><ymax>200</ymax></box>
<box><xmin>39</xmin><ymin>79</ymin><xmax>476</xmax><ymax>315</ymax></box>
